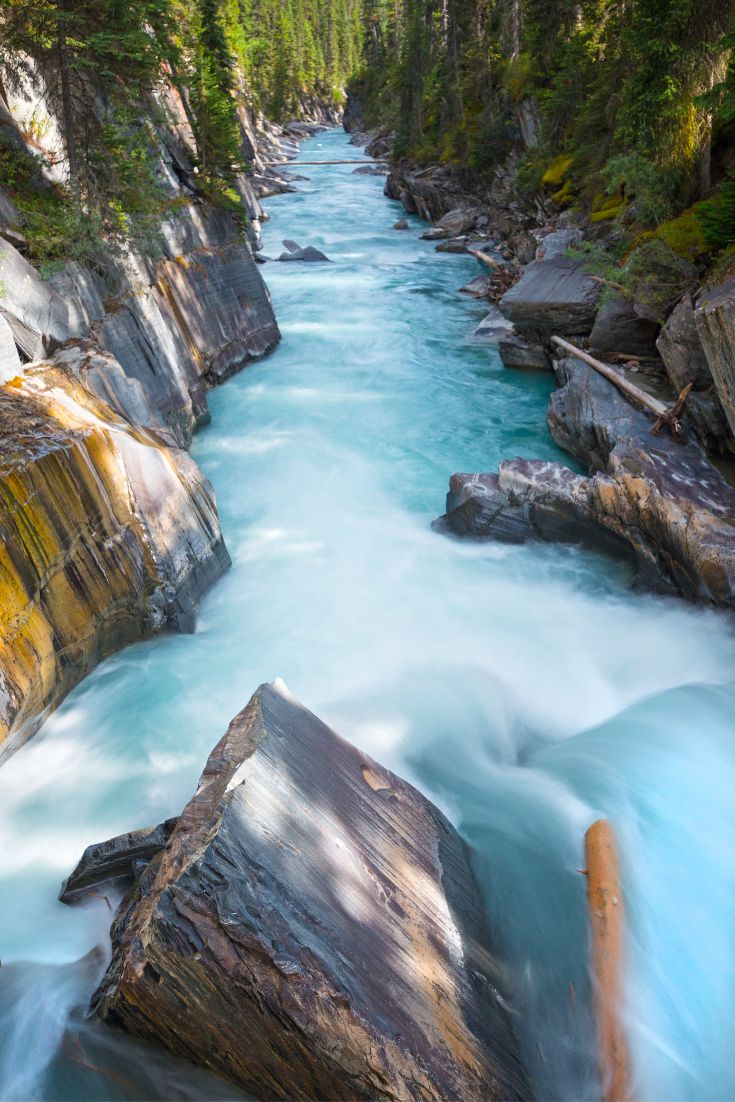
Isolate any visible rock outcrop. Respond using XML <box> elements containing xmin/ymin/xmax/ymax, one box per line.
<box><xmin>92</xmin><ymin>680</ymin><xmax>529</xmax><ymax>1102</ymax></box>
<box><xmin>441</xmin><ymin>358</ymin><xmax>735</xmax><ymax>607</ymax></box>
<box><xmin>499</xmin><ymin>256</ymin><xmax>601</xmax><ymax>344</ymax></box>
<box><xmin>694</xmin><ymin>279</ymin><xmax>735</xmax><ymax>444</ymax></box>
<box><xmin>657</xmin><ymin>295</ymin><xmax>731</xmax><ymax>456</ymax></box>
<box><xmin>0</xmin><ymin>360</ymin><xmax>230</xmax><ymax>759</ymax></box>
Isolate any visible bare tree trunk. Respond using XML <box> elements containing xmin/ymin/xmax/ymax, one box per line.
<box><xmin>56</xmin><ymin>5</ymin><xmax>80</xmax><ymax>203</ymax></box>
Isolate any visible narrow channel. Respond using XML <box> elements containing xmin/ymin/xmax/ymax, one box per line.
<box><xmin>1</xmin><ymin>128</ymin><xmax>735</xmax><ymax>1102</ymax></box>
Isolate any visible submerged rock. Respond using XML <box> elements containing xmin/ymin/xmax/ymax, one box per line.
<box><xmin>277</xmin><ymin>239</ymin><xmax>331</xmax><ymax>262</ymax></box>
<box><xmin>441</xmin><ymin>358</ymin><xmax>735</xmax><ymax>607</ymax></box>
<box><xmin>93</xmin><ymin>680</ymin><xmax>529</xmax><ymax>1102</ymax></box>
<box><xmin>393</xmin><ymin>218</ymin><xmax>409</xmax><ymax>230</ymax></box>
<box><xmin>499</xmin><ymin>256</ymin><xmax>600</xmax><ymax>343</ymax></box>
<box><xmin>0</xmin><ymin>366</ymin><xmax>230</xmax><ymax>759</ymax></box>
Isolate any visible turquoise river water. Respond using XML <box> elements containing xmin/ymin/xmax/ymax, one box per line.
<box><xmin>2</xmin><ymin>129</ymin><xmax>735</xmax><ymax>1101</ymax></box>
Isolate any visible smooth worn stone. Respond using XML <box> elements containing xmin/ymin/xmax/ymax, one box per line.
<box><xmin>0</xmin><ymin>237</ymin><xmax>70</xmax><ymax>360</ymax></box>
<box><xmin>441</xmin><ymin>358</ymin><xmax>735</xmax><ymax>607</ymax></box>
<box><xmin>393</xmin><ymin>218</ymin><xmax>409</xmax><ymax>230</ymax></box>
<box><xmin>60</xmin><ymin>819</ymin><xmax>178</xmax><ymax>904</ymax></box>
<box><xmin>498</xmin><ymin>332</ymin><xmax>551</xmax><ymax>371</ymax></box>
<box><xmin>459</xmin><ymin>274</ymin><xmax>491</xmax><ymax>298</ymax></box>
<box><xmin>435</xmin><ymin>207</ymin><xmax>478</xmax><ymax>237</ymax></box>
<box><xmin>93</xmin><ymin>680</ymin><xmax>530</xmax><ymax>1102</ymax></box>
<box><xmin>0</xmin><ymin>367</ymin><xmax>230</xmax><ymax>760</ymax></box>
<box><xmin>499</xmin><ymin>256</ymin><xmax>601</xmax><ymax>343</ymax></box>
<box><xmin>589</xmin><ymin>297</ymin><xmax>660</xmax><ymax>359</ymax></box>
<box><xmin>436</xmin><ymin>238</ymin><xmax>470</xmax><ymax>253</ymax></box>
<box><xmin>474</xmin><ymin>306</ymin><xmax>515</xmax><ymax>341</ymax></box>
<box><xmin>277</xmin><ymin>239</ymin><xmax>331</xmax><ymax>262</ymax></box>
<box><xmin>0</xmin><ymin>315</ymin><xmax>21</xmax><ymax>383</ymax></box>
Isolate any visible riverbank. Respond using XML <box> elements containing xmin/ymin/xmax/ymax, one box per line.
<box><xmin>351</xmin><ymin>122</ymin><xmax>735</xmax><ymax>610</ymax></box>
<box><xmin>3</xmin><ymin>129</ymin><xmax>735</xmax><ymax>1102</ymax></box>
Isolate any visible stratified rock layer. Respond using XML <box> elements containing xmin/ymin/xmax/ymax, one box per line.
<box><xmin>441</xmin><ymin>358</ymin><xmax>735</xmax><ymax>607</ymax></box>
<box><xmin>0</xmin><ymin>362</ymin><xmax>229</xmax><ymax>758</ymax></box>
<box><xmin>499</xmin><ymin>257</ymin><xmax>600</xmax><ymax>343</ymax></box>
<box><xmin>94</xmin><ymin>681</ymin><xmax>529</xmax><ymax>1102</ymax></box>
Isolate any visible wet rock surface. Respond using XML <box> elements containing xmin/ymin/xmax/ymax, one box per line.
<box><xmin>60</xmin><ymin>819</ymin><xmax>178</xmax><ymax>904</ymax></box>
<box><xmin>0</xmin><ymin>361</ymin><xmax>230</xmax><ymax>759</ymax></box>
<box><xmin>499</xmin><ymin>257</ymin><xmax>601</xmax><ymax>343</ymax></box>
<box><xmin>441</xmin><ymin>358</ymin><xmax>735</xmax><ymax>607</ymax></box>
<box><xmin>93</xmin><ymin>680</ymin><xmax>529</xmax><ymax>1102</ymax></box>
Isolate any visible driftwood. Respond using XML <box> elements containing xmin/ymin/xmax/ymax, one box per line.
<box><xmin>261</xmin><ymin>160</ymin><xmax>384</xmax><ymax>166</ymax></box>
<box><xmin>467</xmin><ymin>246</ymin><xmax>504</xmax><ymax>270</ymax></box>
<box><xmin>551</xmin><ymin>335</ymin><xmax>693</xmax><ymax>440</ymax></box>
<box><xmin>585</xmin><ymin>819</ymin><xmax>629</xmax><ymax>1102</ymax></box>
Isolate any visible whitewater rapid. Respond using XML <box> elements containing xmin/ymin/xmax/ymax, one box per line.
<box><xmin>1</xmin><ymin>129</ymin><xmax>734</xmax><ymax>1101</ymax></box>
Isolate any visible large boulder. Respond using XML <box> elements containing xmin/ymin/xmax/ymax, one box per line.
<box><xmin>589</xmin><ymin>298</ymin><xmax>660</xmax><ymax>359</ymax></box>
<box><xmin>499</xmin><ymin>257</ymin><xmax>600</xmax><ymax>344</ymax></box>
<box><xmin>694</xmin><ymin>280</ymin><xmax>735</xmax><ymax>441</ymax></box>
<box><xmin>440</xmin><ymin>358</ymin><xmax>735</xmax><ymax>607</ymax></box>
<box><xmin>93</xmin><ymin>681</ymin><xmax>529</xmax><ymax>1102</ymax></box>
<box><xmin>657</xmin><ymin>295</ymin><xmax>731</xmax><ymax>456</ymax></box>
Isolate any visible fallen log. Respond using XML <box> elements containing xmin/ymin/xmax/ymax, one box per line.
<box><xmin>585</xmin><ymin>819</ymin><xmax>630</xmax><ymax>1102</ymax></box>
<box><xmin>261</xmin><ymin>159</ymin><xmax>384</xmax><ymax>166</ymax></box>
<box><xmin>551</xmin><ymin>335</ymin><xmax>692</xmax><ymax>440</ymax></box>
<box><xmin>467</xmin><ymin>246</ymin><xmax>504</xmax><ymax>270</ymax></box>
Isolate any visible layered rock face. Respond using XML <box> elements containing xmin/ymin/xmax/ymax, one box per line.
<box><xmin>92</xmin><ymin>681</ymin><xmax>529</xmax><ymax>1102</ymax></box>
<box><xmin>0</xmin><ymin>358</ymin><xmax>230</xmax><ymax>758</ymax></box>
<box><xmin>441</xmin><ymin>358</ymin><xmax>735</xmax><ymax>607</ymax></box>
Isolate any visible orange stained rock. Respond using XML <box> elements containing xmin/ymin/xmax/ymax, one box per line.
<box><xmin>585</xmin><ymin>818</ymin><xmax>630</xmax><ymax>1102</ymax></box>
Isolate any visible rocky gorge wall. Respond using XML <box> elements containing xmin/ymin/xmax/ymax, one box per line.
<box><xmin>0</xmin><ymin>68</ymin><xmax>320</xmax><ymax>759</ymax></box>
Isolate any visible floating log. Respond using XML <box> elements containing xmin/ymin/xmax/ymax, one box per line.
<box><xmin>551</xmin><ymin>335</ymin><xmax>692</xmax><ymax>440</ymax></box>
<box><xmin>260</xmin><ymin>159</ymin><xmax>384</xmax><ymax>166</ymax></box>
<box><xmin>585</xmin><ymin>819</ymin><xmax>630</xmax><ymax>1102</ymax></box>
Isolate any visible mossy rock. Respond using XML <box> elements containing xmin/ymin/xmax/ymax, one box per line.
<box><xmin>653</xmin><ymin>208</ymin><xmax>709</xmax><ymax>261</ymax></box>
<box><xmin>551</xmin><ymin>180</ymin><xmax>576</xmax><ymax>206</ymax></box>
<box><xmin>590</xmin><ymin>204</ymin><xmax>627</xmax><ymax>223</ymax></box>
<box><xmin>541</xmin><ymin>155</ymin><xmax>573</xmax><ymax>188</ymax></box>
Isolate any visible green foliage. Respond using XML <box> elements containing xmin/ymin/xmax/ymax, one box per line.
<box><xmin>697</xmin><ymin>175</ymin><xmax>735</xmax><ymax>251</ymax></box>
<box><xmin>601</xmin><ymin>154</ymin><xmax>679</xmax><ymax>226</ymax></box>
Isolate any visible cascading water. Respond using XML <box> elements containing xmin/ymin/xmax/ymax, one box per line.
<box><xmin>1</xmin><ymin>129</ymin><xmax>734</xmax><ymax>1101</ymax></box>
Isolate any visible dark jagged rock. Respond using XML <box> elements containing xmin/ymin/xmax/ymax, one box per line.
<box><xmin>589</xmin><ymin>298</ymin><xmax>660</xmax><ymax>359</ymax></box>
<box><xmin>441</xmin><ymin>358</ymin><xmax>735</xmax><ymax>607</ymax></box>
<box><xmin>342</xmin><ymin>91</ymin><xmax>365</xmax><ymax>134</ymax></box>
<box><xmin>277</xmin><ymin>240</ymin><xmax>331</xmax><ymax>262</ymax></box>
<box><xmin>93</xmin><ymin>680</ymin><xmax>529</xmax><ymax>1102</ymax></box>
<box><xmin>657</xmin><ymin>296</ymin><xmax>731</xmax><ymax>456</ymax></box>
<box><xmin>499</xmin><ymin>256</ymin><xmax>600</xmax><ymax>343</ymax></box>
<box><xmin>498</xmin><ymin>332</ymin><xmax>551</xmax><ymax>371</ymax></box>
<box><xmin>60</xmin><ymin>819</ymin><xmax>178</xmax><ymax>904</ymax></box>
<box><xmin>695</xmin><ymin>279</ymin><xmax>735</xmax><ymax>442</ymax></box>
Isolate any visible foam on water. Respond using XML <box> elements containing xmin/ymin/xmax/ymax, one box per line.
<box><xmin>1</xmin><ymin>129</ymin><xmax>734</xmax><ymax>1100</ymax></box>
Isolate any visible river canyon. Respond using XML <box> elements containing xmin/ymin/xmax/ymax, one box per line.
<box><xmin>1</xmin><ymin>129</ymin><xmax>735</xmax><ymax>1102</ymax></box>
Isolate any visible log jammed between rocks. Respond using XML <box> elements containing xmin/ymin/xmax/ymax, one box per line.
<box><xmin>550</xmin><ymin>336</ymin><xmax>693</xmax><ymax>440</ymax></box>
<box><xmin>439</xmin><ymin>355</ymin><xmax>735</xmax><ymax>607</ymax></box>
<box><xmin>90</xmin><ymin>680</ymin><xmax>530</xmax><ymax>1102</ymax></box>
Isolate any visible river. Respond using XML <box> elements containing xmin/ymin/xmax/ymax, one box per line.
<box><xmin>1</xmin><ymin>128</ymin><xmax>735</xmax><ymax>1102</ymax></box>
